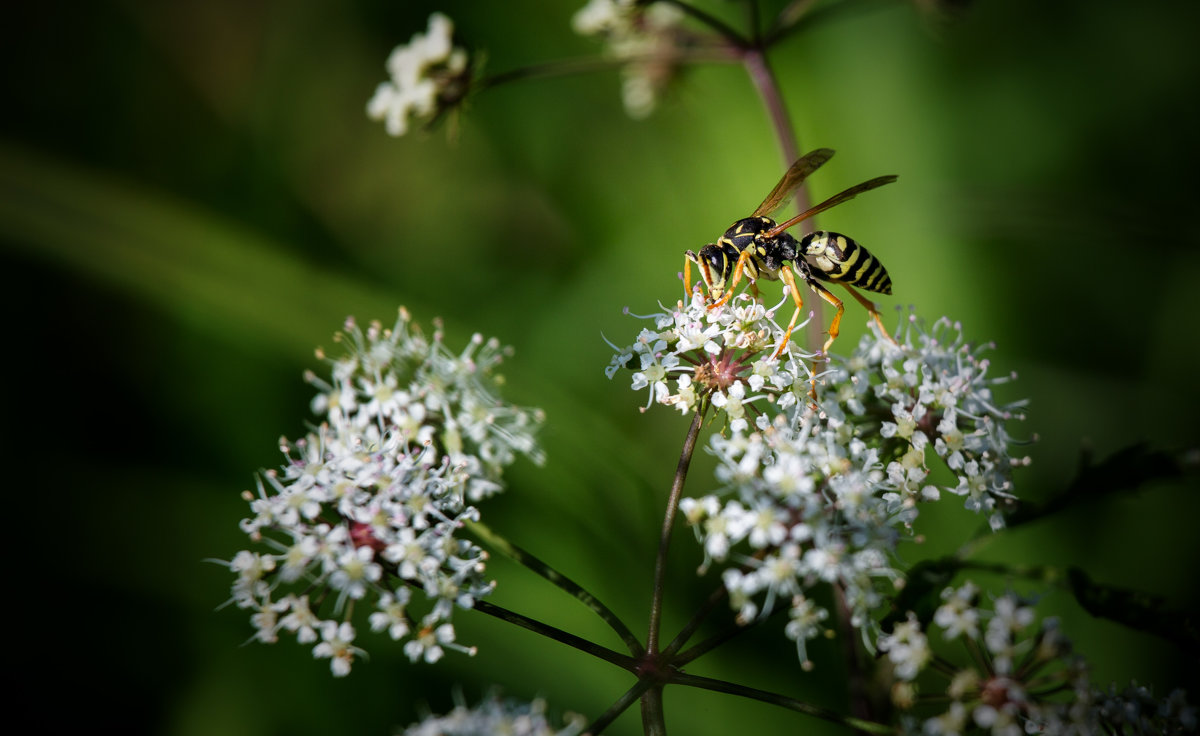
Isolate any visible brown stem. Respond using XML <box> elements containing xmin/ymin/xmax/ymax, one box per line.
<box><xmin>647</xmin><ymin>409</ymin><xmax>706</xmax><ymax>654</ymax></box>
<box><xmin>740</xmin><ymin>48</ymin><xmax>825</xmax><ymax>350</ymax></box>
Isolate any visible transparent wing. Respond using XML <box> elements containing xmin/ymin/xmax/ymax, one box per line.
<box><xmin>763</xmin><ymin>175</ymin><xmax>898</xmax><ymax>238</ymax></box>
<box><xmin>750</xmin><ymin>148</ymin><xmax>835</xmax><ymax>218</ymax></box>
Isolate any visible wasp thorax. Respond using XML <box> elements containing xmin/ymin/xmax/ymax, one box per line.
<box><xmin>720</xmin><ymin>216</ymin><xmax>773</xmax><ymax>251</ymax></box>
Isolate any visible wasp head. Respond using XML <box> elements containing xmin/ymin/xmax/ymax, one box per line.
<box><xmin>686</xmin><ymin>243</ymin><xmax>735</xmax><ymax>297</ymax></box>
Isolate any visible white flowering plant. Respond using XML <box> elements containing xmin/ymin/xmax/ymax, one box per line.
<box><xmin>219</xmin><ymin>4</ymin><xmax>1199</xmax><ymax>736</ymax></box>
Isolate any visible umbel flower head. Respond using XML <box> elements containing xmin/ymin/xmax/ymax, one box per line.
<box><xmin>887</xmin><ymin>582</ymin><xmax>1198</xmax><ymax>736</ymax></box>
<box><xmin>605</xmin><ymin>291</ymin><xmax>818</xmax><ymax>427</ymax></box>
<box><xmin>368</xmin><ymin>13</ymin><xmax>472</xmax><ymax>136</ymax></box>
<box><xmin>222</xmin><ymin>309</ymin><xmax>544</xmax><ymax>676</ymax></box>
<box><xmin>610</xmin><ymin>301</ymin><xmax>1031</xmax><ymax>665</ymax></box>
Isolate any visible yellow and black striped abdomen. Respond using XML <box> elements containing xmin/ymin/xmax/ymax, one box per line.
<box><xmin>799</xmin><ymin>230</ymin><xmax>892</xmax><ymax>295</ymax></box>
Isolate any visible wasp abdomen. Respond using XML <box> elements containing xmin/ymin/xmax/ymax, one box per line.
<box><xmin>799</xmin><ymin>231</ymin><xmax>892</xmax><ymax>295</ymax></box>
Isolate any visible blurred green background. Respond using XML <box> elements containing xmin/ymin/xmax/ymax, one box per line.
<box><xmin>5</xmin><ymin>1</ymin><xmax>1198</xmax><ymax>734</ymax></box>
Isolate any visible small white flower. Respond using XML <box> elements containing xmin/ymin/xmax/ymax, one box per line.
<box><xmin>934</xmin><ymin>582</ymin><xmax>981</xmax><ymax>640</ymax></box>
<box><xmin>878</xmin><ymin>612</ymin><xmax>931</xmax><ymax>681</ymax></box>
<box><xmin>367</xmin><ymin>13</ymin><xmax>470</xmax><ymax>137</ymax></box>
<box><xmin>279</xmin><ymin>594</ymin><xmax>322</xmax><ymax>644</ymax></box>
<box><xmin>368</xmin><ymin>589</ymin><xmax>412</xmax><ymax>640</ymax></box>
<box><xmin>312</xmin><ymin>621</ymin><xmax>362</xmax><ymax>677</ymax></box>
<box><xmin>328</xmin><ymin>545</ymin><xmax>383</xmax><ymax>600</ymax></box>
<box><xmin>404</xmin><ymin>621</ymin><xmax>464</xmax><ymax>664</ymax></box>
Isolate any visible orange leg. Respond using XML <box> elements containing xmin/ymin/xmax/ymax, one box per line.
<box><xmin>773</xmin><ymin>266</ymin><xmax>807</xmax><ymax>358</ymax></box>
<box><xmin>841</xmin><ymin>284</ymin><xmax>898</xmax><ymax>346</ymax></box>
<box><xmin>777</xmin><ymin>267</ymin><xmax>823</xmax><ymax>403</ymax></box>
<box><xmin>808</xmin><ymin>280</ymin><xmax>845</xmax><ymax>356</ymax></box>
<box><xmin>709</xmin><ymin>249</ymin><xmax>753</xmax><ymax>309</ymax></box>
<box><xmin>683</xmin><ymin>255</ymin><xmax>693</xmax><ymax>297</ymax></box>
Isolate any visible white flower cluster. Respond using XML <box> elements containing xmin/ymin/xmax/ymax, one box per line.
<box><xmin>605</xmin><ymin>291</ymin><xmax>817</xmax><ymax>425</ymax></box>
<box><xmin>572</xmin><ymin>0</ymin><xmax>688</xmax><ymax>118</ymax></box>
<box><xmin>225</xmin><ymin>309</ymin><xmax>544</xmax><ymax>676</ymax></box>
<box><xmin>890</xmin><ymin>582</ymin><xmax>1197</xmax><ymax>736</ymax></box>
<box><xmin>368</xmin><ymin>13</ymin><xmax>469</xmax><ymax>136</ymax></box>
<box><xmin>680</xmin><ymin>411</ymin><xmax>909</xmax><ymax>666</ymax></box>
<box><xmin>610</xmin><ymin>302</ymin><xmax>1031</xmax><ymax>665</ymax></box>
<box><xmin>825</xmin><ymin>315</ymin><xmax>1029</xmax><ymax>531</ymax></box>
<box><xmin>402</xmin><ymin>694</ymin><xmax>585</xmax><ymax>736</ymax></box>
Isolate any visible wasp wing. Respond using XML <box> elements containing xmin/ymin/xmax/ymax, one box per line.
<box><xmin>751</xmin><ymin>148</ymin><xmax>835</xmax><ymax>218</ymax></box>
<box><xmin>764</xmin><ymin>175</ymin><xmax>898</xmax><ymax>238</ymax></box>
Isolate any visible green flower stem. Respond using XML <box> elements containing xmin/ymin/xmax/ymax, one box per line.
<box><xmin>765</xmin><ymin>0</ymin><xmax>897</xmax><ymax>47</ymax></box>
<box><xmin>471</xmin><ymin>599</ymin><xmax>638</xmax><ymax>671</ymax></box>
<box><xmin>833</xmin><ymin>584</ymin><xmax>874</xmax><ymax>726</ymax></box>
<box><xmin>477</xmin><ymin>50</ymin><xmax>735</xmax><ymax>94</ymax></box>
<box><xmin>672</xmin><ymin>613</ymin><xmax>758</xmax><ymax>667</ymax></box>
<box><xmin>670</xmin><ymin>671</ymin><xmax>897</xmax><ymax>734</ymax></box>
<box><xmin>740</xmin><ymin>45</ymin><xmax>831</xmax><ymax>352</ymax></box>
<box><xmin>741</xmin><ymin>48</ymin><xmax>800</xmax><ymax>179</ymax></box>
<box><xmin>640</xmin><ymin>686</ymin><xmax>667</xmax><ymax>736</ymax></box>
<box><xmin>647</xmin><ymin>408</ymin><xmax>707</xmax><ymax>655</ymax></box>
<box><xmin>465</xmin><ymin>519</ymin><xmax>645</xmax><ymax>656</ymax></box>
<box><xmin>659</xmin><ymin>0</ymin><xmax>749</xmax><ymax>45</ymax></box>
<box><xmin>660</xmin><ymin>583</ymin><xmax>728</xmax><ymax>657</ymax></box>
<box><xmin>767</xmin><ymin>0</ymin><xmax>820</xmax><ymax>43</ymax></box>
<box><xmin>584</xmin><ymin>680</ymin><xmax>657</xmax><ymax>736</ymax></box>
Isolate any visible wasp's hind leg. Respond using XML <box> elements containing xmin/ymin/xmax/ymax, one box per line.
<box><xmin>841</xmin><ymin>284</ymin><xmax>898</xmax><ymax>346</ymax></box>
<box><xmin>807</xmin><ymin>279</ymin><xmax>845</xmax><ymax>358</ymax></box>
<box><xmin>773</xmin><ymin>266</ymin><xmax>808</xmax><ymax>359</ymax></box>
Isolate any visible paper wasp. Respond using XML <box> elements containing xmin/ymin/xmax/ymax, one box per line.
<box><xmin>684</xmin><ymin>148</ymin><xmax>897</xmax><ymax>359</ymax></box>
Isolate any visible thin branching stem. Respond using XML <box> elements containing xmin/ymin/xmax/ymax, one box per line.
<box><xmin>477</xmin><ymin>50</ymin><xmax>735</xmax><ymax>93</ymax></box>
<box><xmin>740</xmin><ymin>46</ymin><xmax>830</xmax><ymax>351</ymax></box>
<box><xmin>741</xmin><ymin>48</ymin><xmax>800</xmax><ymax>174</ymax></box>
<box><xmin>661</xmin><ymin>583</ymin><xmax>728</xmax><ymax>657</ymax></box>
<box><xmin>647</xmin><ymin>408</ymin><xmax>706</xmax><ymax>655</ymax></box>
<box><xmin>640</xmin><ymin>686</ymin><xmax>667</xmax><ymax>736</ymax></box>
<box><xmin>834</xmin><ymin>584</ymin><xmax>874</xmax><ymax>726</ymax></box>
<box><xmin>764</xmin><ymin>0</ymin><xmax>895</xmax><ymax>47</ymax></box>
<box><xmin>465</xmin><ymin>519</ymin><xmax>645</xmax><ymax>656</ymax></box>
<box><xmin>585</xmin><ymin>680</ymin><xmax>657</xmax><ymax>736</ymax></box>
<box><xmin>472</xmin><ymin>599</ymin><xmax>638</xmax><ymax>671</ymax></box>
<box><xmin>670</xmin><ymin>671</ymin><xmax>897</xmax><ymax>734</ymax></box>
<box><xmin>659</xmin><ymin>0</ymin><xmax>749</xmax><ymax>45</ymax></box>
<box><xmin>673</xmin><ymin>615</ymin><xmax>757</xmax><ymax>667</ymax></box>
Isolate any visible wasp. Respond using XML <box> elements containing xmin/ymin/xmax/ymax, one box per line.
<box><xmin>684</xmin><ymin>148</ymin><xmax>897</xmax><ymax>359</ymax></box>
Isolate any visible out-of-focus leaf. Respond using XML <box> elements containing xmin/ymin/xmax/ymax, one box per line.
<box><xmin>1007</xmin><ymin>444</ymin><xmax>1196</xmax><ymax>528</ymax></box>
<box><xmin>1067</xmin><ymin>567</ymin><xmax>1200</xmax><ymax>657</ymax></box>
<box><xmin>0</xmin><ymin>141</ymin><xmax>416</xmax><ymax>358</ymax></box>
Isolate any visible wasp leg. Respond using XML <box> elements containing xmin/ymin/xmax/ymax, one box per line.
<box><xmin>808</xmin><ymin>280</ymin><xmax>845</xmax><ymax>357</ymax></box>
<box><xmin>773</xmin><ymin>266</ymin><xmax>807</xmax><ymax>359</ymax></box>
<box><xmin>683</xmin><ymin>255</ymin><xmax>693</xmax><ymax>297</ymax></box>
<box><xmin>709</xmin><ymin>249</ymin><xmax>753</xmax><ymax>309</ymax></box>
<box><xmin>841</xmin><ymin>284</ymin><xmax>898</xmax><ymax>346</ymax></box>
